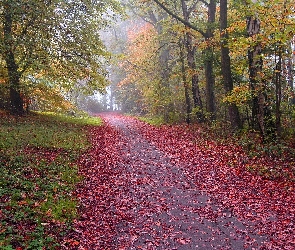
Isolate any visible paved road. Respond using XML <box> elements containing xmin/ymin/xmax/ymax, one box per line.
<box><xmin>67</xmin><ymin>114</ymin><xmax>268</xmax><ymax>249</ymax></box>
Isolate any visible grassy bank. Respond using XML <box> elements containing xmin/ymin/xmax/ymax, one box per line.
<box><xmin>0</xmin><ymin>111</ymin><xmax>101</xmax><ymax>249</ymax></box>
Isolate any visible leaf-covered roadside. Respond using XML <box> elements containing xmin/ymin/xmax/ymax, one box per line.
<box><xmin>64</xmin><ymin>113</ymin><xmax>294</xmax><ymax>249</ymax></box>
<box><xmin>133</xmin><ymin>117</ymin><xmax>295</xmax><ymax>249</ymax></box>
<box><xmin>62</xmin><ymin>122</ymin><xmax>125</xmax><ymax>249</ymax></box>
<box><xmin>0</xmin><ymin>112</ymin><xmax>101</xmax><ymax>249</ymax></box>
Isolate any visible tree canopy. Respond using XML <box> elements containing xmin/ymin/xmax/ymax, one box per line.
<box><xmin>108</xmin><ymin>0</ymin><xmax>295</xmax><ymax>140</ymax></box>
<box><xmin>0</xmin><ymin>0</ymin><xmax>122</xmax><ymax>114</ymax></box>
<box><xmin>1</xmin><ymin>0</ymin><xmax>295</xmax><ymax>140</ymax></box>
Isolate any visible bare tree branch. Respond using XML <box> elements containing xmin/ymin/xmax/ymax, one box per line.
<box><xmin>152</xmin><ymin>0</ymin><xmax>207</xmax><ymax>37</ymax></box>
<box><xmin>188</xmin><ymin>1</ymin><xmax>199</xmax><ymax>16</ymax></box>
<box><xmin>199</xmin><ymin>0</ymin><xmax>209</xmax><ymax>7</ymax></box>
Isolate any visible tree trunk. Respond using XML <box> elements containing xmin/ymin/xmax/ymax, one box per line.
<box><xmin>204</xmin><ymin>0</ymin><xmax>217</xmax><ymax>119</ymax></box>
<box><xmin>186</xmin><ymin>33</ymin><xmax>204</xmax><ymax>121</ymax></box>
<box><xmin>286</xmin><ymin>46</ymin><xmax>295</xmax><ymax>105</ymax></box>
<box><xmin>220</xmin><ymin>0</ymin><xmax>242</xmax><ymax>130</ymax></box>
<box><xmin>181</xmin><ymin>0</ymin><xmax>203</xmax><ymax>122</ymax></box>
<box><xmin>247</xmin><ymin>20</ymin><xmax>265</xmax><ymax>135</ymax></box>
<box><xmin>204</xmin><ymin>54</ymin><xmax>215</xmax><ymax>118</ymax></box>
<box><xmin>153</xmin><ymin>0</ymin><xmax>216</xmax><ymax>120</ymax></box>
<box><xmin>247</xmin><ymin>15</ymin><xmax>274</xmax><ymax>141</ymax></box>
<box><xmin>3</xmin><ymin>3</ymin><xmax>24</xmax><ymax>115</ymax></box>
<box><xmin>179</xmin><ymin>39</ymin><xmax>191</xmax><ymax>124</ymax></box>
<box><xmin>159</xmin><ymin>41</ymin><xmax>173</xmax><ymax>122</ymax></box>
<box><xmin>155</xmin><ymin>15</ymin><xmax>173</xmax><ymax>122</ymax></box>
<box><xmin>275</xmin><ymin>49</ymin><xmax>282</xmax><ymax>138</ymax></box>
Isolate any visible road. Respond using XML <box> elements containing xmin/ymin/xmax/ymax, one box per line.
<box><xmin>64</xmin><ymin>113</ymin><xmax>292</xmax><ymax>249</ymax></box>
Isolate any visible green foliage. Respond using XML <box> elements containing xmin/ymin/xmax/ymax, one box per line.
<box><xmin>37</xmin><ymin>111</ymin><xmax>103</xmax><ymax>127</ymax></box>
<box><xmin>40</xmin><ymin>196</ymin><xmax>78</xmax><ymax>223</ymax></box>
<box><xmin>0</xmin><ymin>111</ymin><xmax>102</xmax><ymax>151</ymax></box>
<box><xmin>0</xmin><ymin>112</ymin><xmax>101</xmax><ymax>248</ymax></box>
<box><xmin>0</xmin><ymin>123</ymin><xmax>87</xmax><ymax>151</ymax></box>
<box><xmin>222</xmin><ymin>85</ymin><xmax>252</xmax><ymax>106</ymax></box>
<box><xmin>0</xmin><ymin>0</ymin><xmax>123</xmax><ymax>113</ymax></box>
<box><xmin>237</xmin><ymin>130</ymin><xmax>295</xmax><ymax>180</ymax></box>
<box><xmin>246</xmin><ymin>163</ymin><xmax>295</xmax><ymax>182</ymax></box>
<box><xmin>138</xmin><ymin>116</ymin><xmax>164</xmax><ymax>126</ymax></box>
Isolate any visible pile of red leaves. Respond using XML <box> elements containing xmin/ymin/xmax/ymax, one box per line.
<box><xmin>64</xmin><ymin>113</ymin><xmax>294</xmax><ymax>249</ymax></box>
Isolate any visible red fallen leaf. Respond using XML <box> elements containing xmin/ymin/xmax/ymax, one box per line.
<box><xmin>176</xmin><ymin>238</ymin><xmax>191</xmax><ymax>244</ymax></box>
<box><xmin>17</xmin><ymin>200</ymin><xmax>27</xmax><ymax>205</ymax></box>
<box><xmin>282</xmin><ymin>219</ymin><xmax>291</xmax><ymax>225</ymax></box>
<box><xmin>64</xmin><ymin>239</ymin><xmax>80</xmax><ymax>246</ymax></box>
<box><xmin>71</xmin><ymin>240</ymin><xmax>80</xmax><ymax>246</ymax></box>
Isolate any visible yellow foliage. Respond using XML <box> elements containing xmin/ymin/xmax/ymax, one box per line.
<box><xmin>31</xmin><ymin>84</ymin><xmax>74</xmax><ymax>112</ymax></box>
<box><xmin>223</xmin><ymin>85</ymin><xmax>252</xmax><ymax>106</ymax></box>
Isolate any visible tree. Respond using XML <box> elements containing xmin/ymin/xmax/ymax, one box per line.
<box><xmin>180</xmin><ymin>0</ymin><xmax>203</xmax><ymax>122</ymax></box>
<box><xmin>179</xmin><ymin>37</ymin><xmax>192</xmax><ymax>123</ymax></box>
<box><xmin>119</xmin><ymin>23</ymin><xmax>160</xmax><ymax>114</ymax></box>
<box><xmin>0</xmin><ymin>0</ymin><xmax>121</xmax><ymax>114</ymax></box>
<box><xmin>108</xmin><ymin>0</ymin><xmax>295</xmax><ymax>139</ymax></box>
<box><xmin>152</xmin><ymin>0</ymin><xmax>217</xmax><ymax>119</ymax></box>
<box><xmin>203</xmin><ymin>0</ymin><xmax>217</xmax><ymax>118</ymax></box>
<box><xmin>225</xmin><ymin>0</ymin><xmax>295</xmax><ymax>139</ymax></box>
<box><xmin>244</xmin><ymin>0</ymin><xmax>295</xmax><ymax>140</ymax></box>
<box><xmin>118</xmin><ymin>1</ymin><xmax>186</xmax><ymax>122</ymax></box>
<box><xmin>220</xmin><ymin>0</ymin><xmax>242</xmax><ymax>129</ymax></box>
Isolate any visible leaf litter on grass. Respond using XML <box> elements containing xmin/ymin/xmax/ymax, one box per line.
<box><xmin>0</xmin><ymin>112</ymin><xmax>99</xmax><ymax>249</ymax></box>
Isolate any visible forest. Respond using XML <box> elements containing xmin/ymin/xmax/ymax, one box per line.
<box><xmin>1</xmin><ymin>0</ymin><xmax>295</xmax><ymax>141</ymax></box>
<box><xmin>110</xmin><ymin>0</ymin><xmax>295</xmax><ymax>143</ymax></box>
<box><xmin>1</xmin><ymin>1</ymin><xmax>295</xmax><ymax>249</ymax></box>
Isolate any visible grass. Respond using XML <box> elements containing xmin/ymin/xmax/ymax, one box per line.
<box><xmin>0</xmin><ymin>111</ymin><xmax>102</xmax><ymax>249</ymax></box>
<box><xmin>137</xmin><ymin>116</ymin><xmax>164</xmax><ymax>126</ymax></box>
